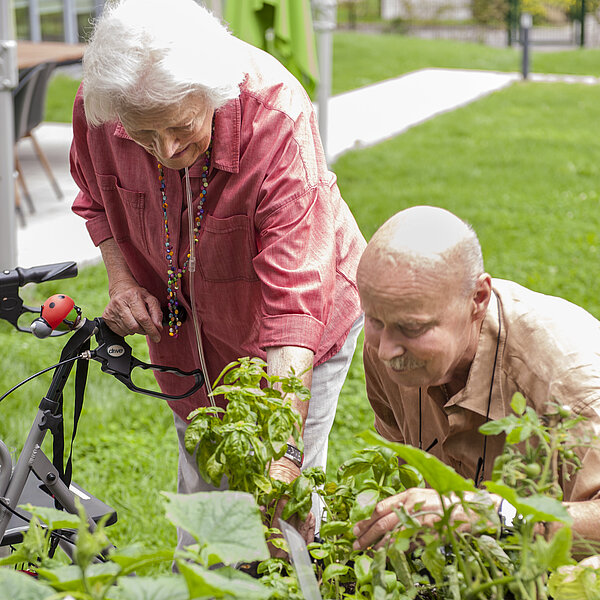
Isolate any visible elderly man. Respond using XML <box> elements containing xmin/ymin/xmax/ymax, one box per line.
<box><xmin>353</xmin><ymin>205</ymin><xmax>600</xmax><ymax>551</ymax></box>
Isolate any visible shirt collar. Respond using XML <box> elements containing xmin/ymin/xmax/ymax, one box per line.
<box><xmin>112</xmin><ymin>96</ymin><xmax>242</xmax><ymax>176</ymax></box>
<box><xmin>444</xmin><ymin>290</ymin><xmax>508</xmax><ymax>421</ymax></box>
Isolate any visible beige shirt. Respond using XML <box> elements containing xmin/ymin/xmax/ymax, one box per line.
<box><xmin>364</xmin><ymin>279</ymin><xmax>600</xmax><ymax>502</ymax></box>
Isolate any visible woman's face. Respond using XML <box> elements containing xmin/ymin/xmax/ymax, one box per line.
<box><xmin>120</xmin><ymin>95</ymin><xmax>214</xmax><ymax>170</ymax></box>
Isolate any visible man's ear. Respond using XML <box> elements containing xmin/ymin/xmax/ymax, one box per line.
<box><xmin>472</xmin><ymin>274</ymin><xmax>492</xmax><ymax>320</ymax></box>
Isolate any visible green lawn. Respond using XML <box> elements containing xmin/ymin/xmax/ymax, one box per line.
<box><xmin>332</xmin><ymin>33</ymin><xmax>600</xmax><ymax>94</ymax></box>
<box><xmin>7</xmin><ymin>34</ymin><xmax>600</xmax><ymax>562</ymax></box>
<box><xmin>46</xmin><ymin>32</ymin><xmax>600</xmax><ymax>122</ymax></box>
<box><xmin>328</xmin><ymin>80</ymin><xmax>600</xmax><ymax>471</ymax></box>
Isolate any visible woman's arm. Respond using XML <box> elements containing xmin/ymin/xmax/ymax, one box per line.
<box><xmin>100</xmin><ymin>238</ymin><xmax>163</xmax><ymax>342</ymax></box>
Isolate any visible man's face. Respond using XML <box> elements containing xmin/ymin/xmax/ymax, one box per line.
<box><xmin>360</xmin><ymin>257</ymin><xmax>479</xmax><ymax>390</ymax></box>
<box><xmin>120</xmin><ymin>95</ymin><xmax>214</xmax><ymax>170</ymax></box>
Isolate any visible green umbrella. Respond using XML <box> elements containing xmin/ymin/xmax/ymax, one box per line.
<box><xmin>224</xmin><ymin>0</ymin><xmax>319</xmax><ymax>96</ymax></box>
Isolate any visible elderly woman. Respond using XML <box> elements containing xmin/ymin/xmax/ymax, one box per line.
<box><xmin>70</xmin><ymin>0</ymin><xmax>364</xmax><ymax>532</ymax></box>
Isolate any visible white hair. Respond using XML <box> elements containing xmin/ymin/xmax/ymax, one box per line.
<box><xmin>360</xmin><ymin>206</ymin><xmax>485</xmax><ymax>297</ymax></box>
<box><xmin>82</xmin><ymin>0</ymin><xmax>246</xmax><ymax>126</ymax></box>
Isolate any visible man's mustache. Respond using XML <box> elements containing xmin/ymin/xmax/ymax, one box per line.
<box><xmin>383</xmin><ymin>355</ymin><xmax>426</xmax><ymax>371</ymax></box>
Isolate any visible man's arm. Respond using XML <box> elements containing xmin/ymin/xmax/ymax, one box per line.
<box><xmin>100</xmin><ymin>238</ymin><xmax>163</xmax><ymax>343</ymax></box>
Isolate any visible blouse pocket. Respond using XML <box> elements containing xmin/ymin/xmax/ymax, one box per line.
<box><xmin>96</xmin><ymin>173</ymin><xmax>149</xmax><ymax>254</ymax></box>
<box><xmin>198</xmin><ymin>214</ymin><xmax>259</xmax><ymax>282</ymax></box>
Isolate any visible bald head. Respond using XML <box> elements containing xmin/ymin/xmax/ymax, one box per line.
<box><xmin>358</xmin><ymin>206</ymin><xmax>484</xmax><ymax>298</ymax></box>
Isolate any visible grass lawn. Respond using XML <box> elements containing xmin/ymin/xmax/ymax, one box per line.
<box><xmin>332</xmin><ymin>33</ymin><xmax>600</xmax><ymax>94</ymax></box>
<box><xmin>46</xmin><ymin>32</ymin><xmax>600</xmax><ymax>121</ymax></box>
<box><xmin>327</xmin><ymin>80</ymin><xmax>600</xmax><ymax>471</ymax></box>
<box><xmin>6</xmin><ymin>35</ymin><xmax>600</xmax><ymax>563</ymax></box>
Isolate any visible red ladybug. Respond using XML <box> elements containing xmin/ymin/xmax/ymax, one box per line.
<box><xmin>41</xmin><ymin>294</ymin><xmax>75</xmax><ymax>329</ymax></box>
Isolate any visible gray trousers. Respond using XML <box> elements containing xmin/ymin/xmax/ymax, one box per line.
<box><xmin>173</xmin><ymin>315</ymin><xmax>363</xmax><ymax>547</ymax></box>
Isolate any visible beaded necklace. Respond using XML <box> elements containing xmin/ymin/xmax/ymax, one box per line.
<box><xmin>158</xmin><ymin>146</ymin><xmax>211</xmax><ymax>337</ymax></box>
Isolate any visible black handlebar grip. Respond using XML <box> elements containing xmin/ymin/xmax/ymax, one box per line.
<box><xmin>15</xmin><ymin>261</ymin><xmax>78</xmax><ymax>286</ymax></box>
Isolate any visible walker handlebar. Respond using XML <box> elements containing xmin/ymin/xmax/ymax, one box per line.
<box><xmin>0</xmin><ymin>262</ymin><xmax>78</xmax><ymax>335</ymax></box>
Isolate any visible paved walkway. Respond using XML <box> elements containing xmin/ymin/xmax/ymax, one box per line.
<box><xmin>14</xmin><ymin>67</ymin><xmax>600</xmax><ymax>268</ymax></box>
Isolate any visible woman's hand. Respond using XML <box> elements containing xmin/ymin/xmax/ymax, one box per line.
<box><xmin>353</xmin><ymin>488</ymin><xmax>497</xmax><ymax>551</ymax></box>
<box><xmin>103</xmin><ymin>281</ymin><xmax>163</xmax><ymax>342</ymax></box>
<box><xmin>268</xmin><ymin>458</ymin><xmax>315</xmax><ymax>558</ymax></box>
<box><xmin>99</xmin><ymin>238</ymin><xmax>163</xmax><ymax>342</ymax></box>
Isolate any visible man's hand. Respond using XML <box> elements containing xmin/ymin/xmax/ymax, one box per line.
<box><xmin>353</xmin><ymin>488</ymin><xmax>497</xmax><ymax>551</ymax></box>
<box><xmin>103</xmin><ymin>282</ymin><xmax>163</xmax><ymax>343</ymax></box>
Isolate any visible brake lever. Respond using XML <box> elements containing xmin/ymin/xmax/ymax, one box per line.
<box><xmin>91</xmin><ymin>319</ymin><xmax>204</xmax><ymax>400</ymax></box>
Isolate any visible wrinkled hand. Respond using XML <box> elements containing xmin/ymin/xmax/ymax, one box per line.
<box><xmin>268</xmin><ymin>458</ymin><xmax>315</xmax><ymax>559</ymax></box>
<box><xmin>353</xmin><ymin>488</ymin><xmax>497</xmax><ymax>551</ymax></box>
<box><xmin>103</xmin><ymin>281</ymin><xmax>163</xmax><ymax>343</ymax></box>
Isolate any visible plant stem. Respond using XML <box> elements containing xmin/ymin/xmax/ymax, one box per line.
<box><xmin>465</xmin><ymin>574</ymin><xmax>515</xmax><ymax>599</ymax></box>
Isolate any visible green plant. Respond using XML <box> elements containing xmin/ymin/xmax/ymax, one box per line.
<box><xmin>2</xmin><ymin>373</ymin><xmax>597</xmax><ymax>599</ymax></box>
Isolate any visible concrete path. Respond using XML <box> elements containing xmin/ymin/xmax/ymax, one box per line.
<box><xmin>14</xmin><ymin>67</ymin><xmax>600</xmax><ymax>268</ymax></box>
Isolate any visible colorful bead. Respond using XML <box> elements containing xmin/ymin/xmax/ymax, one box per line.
<box><xmin>158</xmin><ymin>143</ymin><xmax>211</xmax><ymax>338</ymax></box>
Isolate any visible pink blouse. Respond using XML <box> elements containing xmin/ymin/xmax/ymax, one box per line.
<box><xmin>70</xmin><ymin>43</ymin><xmax>365</xmax><ymax>420</ymax></box>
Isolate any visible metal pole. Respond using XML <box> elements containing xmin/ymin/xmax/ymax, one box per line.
<box><xmin>312</xmin><ymin>0</ymin><xmax>336</xmax><ymax>164</ymax></box>
<box><xmin>521</xmin><ymin>12</ymin><xmax>531</xmax><ymax>80</ymax></box>
<box><xmin>63</xmin><ymin>0</ymin><xmax>78</xmax><ymax>43</ymax></box>
<box><xmin>0</xmin><ymin>0</ymin><xmax>18</xmax><ymax>269</ymax></box>
<box><xmin>29</xmin><ymin>0</ymin><xmax>41</xmax><ymax>42</ymax></box>
<box><xmin>580</xmin><ymin>0</ymin><xmax>586</xmax><ymax>47</ymax></box>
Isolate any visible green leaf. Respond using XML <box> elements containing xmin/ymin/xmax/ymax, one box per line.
<box><xmin>535</xmin><ymin>526</ymin><xmax>574</xmax><ymax>571</ymax></box>
<box><xmin>387</xmin><ymin>539</ymin><xmax>414</xmax><ymax>590</ymax></box>
<box><xmin>479</xmin><ymin>418</ymin><xmax>516</xmax><ymax>436</ymax></box>
<box><xmin>319</xmin><ymin>520</ymin><xmax>351</xmax><ymax>537</ymax></box>
<box><xmin>308</xmin><ymin>546</ymin><xmax>329</xmax><ymax>560</ymax></box>
<box><xmin>281</xmin><ymin>494</ymin><xmax>312</xmax><ymax>522</ymax></box>
<box><xmin>548</xmin><ymin>562</ymin><xmax>600</xmax><ymax>600</ymax></box>
<box><xmin>354</xmin><ymin>553</ymin><xmax>373</xmax><ymax>585</ymax></box>
<box><xmin>338</xmin><ymin>457</ymin><xmax>373</xmax><ymax>479</ymax></box>
<box><xmin>113</xmin><ymin>575</ymin><xmax>189</xmax><ymax>600</ymax></box>
<box><xmin>360</xmin><ymin>431</ymin><xmax>477</xmax><ymax>495</ymax></box>
<box><xmin>422</xmin><ymin>542</ymin><xmax>445</xmax><ymax>583</ymax></box>
<box><xmin>484</xmin><ymin>482</ymin><xmax>572</xmax><ymax>524</ymax></box>
<box><xmin>37</xmin><ymin>562</ymin><xmax>120</xmax><ymax>591</ymax></box>
<box><xmin>350</xmin><ymin>489</ymin><xmax>379</xmax><ymax>523</ymax></box>
<box><xmin>162</xmin><ymin>490</ymin><xmax>269</xmax><ymax>565</ymax></box>
<box><xmin>476</xmin><ymin>535</ymin><xmax>512</xmax><ymax>573</ymax></box>
<box><xmin>0</xmin><ymin>569</ymin><xmax>54</xmax><ymax>599</ymax></box>
<box><xmin>511</xmin><ymin>392</ymin><xmax>527</xmax><ymax>416</ymax></box>
<box><xmin>19</xmin><ymin>503</ymin><xmax>81</xmax><ymax>530</ymax></box>
<box><xmin>398</xmin><ymin>464</ymin><xmax>422</xmax><ymax>490</ymax></box>
<box><xmin>323</xmin><ymin>562</ymin><xmax>350</xmax><ymax>582</ymax></box>
<box><xmin>108</xmin><ymin>544</ymin><xmax>174</xmax><ymax>572</ymax></box>
<box><xmin>179</xmin><ymin>562</ymin><xmax>272</xmax><ymax>599</ymax></box>
<box><xmin>205</xmin><ymin>452</ymin><xmax>226</xmax><ymax>488</ymax></box>
<box><xmin>506</xmin><ymin>423</ymin><xmax>533</xmax><ymax>444</ymax></box>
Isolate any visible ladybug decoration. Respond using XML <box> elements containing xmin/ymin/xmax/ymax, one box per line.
<box><xmin>31</xmin><ymin>294</ymin><xmax>82</xmax><ymax>339</ymax></box>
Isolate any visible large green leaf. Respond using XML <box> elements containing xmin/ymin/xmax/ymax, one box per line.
<box><xmin>37</xmin><ymin>562</ymin><xmax>120</xmax><ymax>591</ymax></box>
<box><xmin>0</xmin><ymin>569</ymin><xmax>54</xmax><ymax>600</ymax></box>
<box><xmin>178</xmin><ymin>562</ymin><xmax>271</xmax><ymax>599</ymax></box>
<box><xmin>548</xmin><ymin>563</ymin><xmax>600</xmax><ymax>600</ymax></box>
<box><xmin>162</xmin><ymin>491</ymin><xmax>269</xmax><ymax>565</ymax></box>
<box><xmin>485</xmin><ymin>482</ymin><xmax>572</xmax><ymax>524</ymax></box>
<box><xmin>112</xmin><ymin>575</ymin><xmax>189</xmax><ymax>600</ymax></box>
<box><xmin>360</xmin><ymin>431</ymin><xmax>476</xmax><ymax>495</ymax></box>
<box><xmin>108</xmin><ymin>544</ymin><xmax>174</xmax><ymax>572</ymax></box>
<box><xmin>20</xmin><ymin>503</ymin><xmax>81</xmax><ymax>530</ymax></box>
